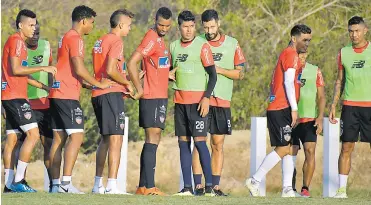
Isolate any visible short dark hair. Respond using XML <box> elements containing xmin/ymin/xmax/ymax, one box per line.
<box><xmin>16</xmin><ymin>9</ymin><xmax>36</xmax><ymax>29</ymax></box>
<box><xmin>201</xmin><ymin>9</ymin><xmax>218</xmax><ymax>23</ymax></box>
<box><xmin>348</xmin><ymin>16</ymin><xmax>365</xmax><ymax>26</ymax></box>
<box><xmin>178</xmin><ymin>10</ymin><xmax>195</xmax><ymax>26</ymax></box>
<box><xmin>110</xmin><ymin>9</ymin><xmax>135</xmax><ymax>28</ymax></box>
<box><xmin>156</xmin><ymin>7</ymin><xmax>172</xmax><ymax>20</ymax></box>
<box><xmin>72</xmin><ymin>5</ymin><xmax>97</xmax><ymax>23</ymax></box>
<box><xmin>290</xmin><ymin>24</ymin><xmax>311</xmax><ymax>36</ymax></box>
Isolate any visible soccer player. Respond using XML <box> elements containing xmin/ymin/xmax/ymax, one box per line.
<box><xmin>127</xmin><ymin>7</ymin><xmax>172</xmax><ymax>196</ymax></box>
<box><xmin>245</xmin><ymin>24</ymin><xmax>312</xmax><ymax>197</ymax></box>
<box><xmin>330</xmin><ymin>16</ymin><xmax>370</xmax><ymax>199</ymax></box>
<box><xmin>286</xmin><ymin>52</ymin><xmax>326</xmax><ymax>198</ymax></box>
<box><xmin>1</xmin><ymin>9</ymin><xmax>57</xmax><ymax>193</ymax></box>
<box><xmin>191</xmin><ymin>9</ymin><xmax>246</xmax><ymax>196</ymax></box>
<box><xmin>48</xmin><ymin>5</ymin><xmax>112</xmax><ymax>194</ymax></box>
<box><xmin>171</xmin><ymin>10</ymin><xmax>217</xmax><ymax>196</ymax></box>
<box><xmin>91</xmin><ymin>9</ymin><xmax>134</xmax><ymax>195</ymax></box>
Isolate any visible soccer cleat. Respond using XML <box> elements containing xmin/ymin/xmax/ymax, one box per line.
<box><xmin>143</xmin><ymin>187</ymin><xmax>167</xmax><ymax>196</ymax></box>
<box><xmin>295</xmin><ymin>191</ymin><xmax>303</xmax><ymax>197</ymax></box>
<box><xmin>213</xmin><ymin>188</ymin><xmax>228</xmax><ymax>196</ymax></box>
<box><xmin>11</xmin><ymin>180</ymin><xmax>37</xmax><ymax>193</ymax></box>
<box><xmin>204</xmin><ymin>186</ymin><xmax>216</xmax><ymax>197</ymax></box>
<box><xmin>58</xmin><ymin>183</ymin><xmax>84</xmax><ymax>194</ymax></box>
<box><xmin>281</xmin><ymin>186</ymin><xmax>296</xmax><ymax>197</ymax></box>
<box><xmin>3</xmin><ymin>186</ymin><xmax>13</xmax><ymax>193</ymax></box>
<box><xmin>92</xmin><ymin>185</ymin><xmax>105</xmax><ymax>194</ymax></box>
<box><xmin>333</xmin><ymin>187</ymin><xmax>348</xmax><ymax>199</ymax></box>
<box><xmin>245</xmin><ymin>178</ymin><xmax>260</xmax><ymax>197</ymax></box>
<box><xmin>135</xmin><ymin>187</ymin><xmax>146</xmax><ymax>195</ymax></box>
<box><xmin>105</xmin><ymin>188</ymin><xmax>132</xmax><ymax>195</ymax></box>
<box><xmin>173</xmin><ymin>187</ymin><xmax>194</xmax><ymax>196</ymax></box>
<box><xmin>300</xmin><ymin>188</ymin><xmax>310</xmax><ymax>198</ymax></box>
<box><xmin>194</xmin><ymin>187</ymin><xmax>205</xmax><ymax>196</ymax></box>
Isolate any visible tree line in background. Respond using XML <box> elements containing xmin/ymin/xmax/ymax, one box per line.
<box><xmin>1</xmin><ymin>0</ymin><xmax>370</xmax><ymax>156</ymax></box>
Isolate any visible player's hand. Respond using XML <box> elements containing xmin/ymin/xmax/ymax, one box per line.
<box><xmin>42</xmin><ymin>66</ymin><xmax>57</xmax><ymax>76</ymax></box>
<box><xmin>291</xmin><ymin>110</ymin><xmax>298</xmax><ymax>127</ymax></box>
<box><xmin>198</xmin><ymin>97</ymin><xmax>210</xmax><ymax>117</ymax></box>
<box><xmin>314</xmin><ymin>117</ymin><xmax>323</xmax><ymax>135</ymax></box>
<box><xmin>124</xmin><ymin>83</ymin><xmax>135</xmax><ymax>98</ymax></box>
<box><xmin>329</xmin><ymin>104</ymin><xmax>338</xmax><ymax>124</ymax></box>
<box><xmin>169</xmin><ymin>67</ymin><xmax>178</xmax><ymax>81</ymax></box>
<box><xmin>97</xmin><ymin>78</ymin><xmax>115</xmax><ymax>89</ymax></box>
<box><xmin>41</xmin><ymin>84</ymin><xmax>50</xmax><ymax>92</ymax></box>
<box><xmin>139</xmin><ymin>70</ymin><xmax>146</xmax><ymax>80</ymax></box>
<box><xmin>131</xmin><ymin>88</ymin><xmax>143</xmax><ymax>100</ymax></box>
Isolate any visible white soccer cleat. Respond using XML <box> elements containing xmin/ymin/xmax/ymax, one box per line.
<box><xmin>92</xmin><ymin>185</ymin><xmax>105</xmax><ymax>194</ymax></box>
<box><xmin>281</xmin><ymin>187</ymin><xmax>296</xmax><ymax>197</ymax></box>
<box><xmin>333</xmin><ymin>187</ymin><xmax>348</xmax><ymax>199</ymax></box>
<box><xmin>105</xmin><ymin>188</ymin><xmax>132</xmax><ymax>195</ymax></box>
<box><xmin>58</xmin><ymin>183</ymin><xmax>85</xmax><ymax>194</ymax></box>
<box><xmin>245</xmin><ymin>178</ymin><xmax>260</xmax><ymax>197</ymax></box>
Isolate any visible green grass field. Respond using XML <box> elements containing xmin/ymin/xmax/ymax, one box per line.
<box><xmin>2</xmin><ymin>190</ymin><xmax>371</xmax><ymax>205</ymax></box>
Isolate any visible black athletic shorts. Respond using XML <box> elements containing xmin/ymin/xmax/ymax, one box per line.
<box><xmin>49</xmin><ymin>98</ymin><xmax>84</xmax><ymax>131</ymax></box>
<box><xmin>175</xmin><ymin>103</ymin><xmax>208</xmax><ymax>137</ymax></box>
<box><xmin>139</xmin><ymin>98</ymin><xmax>168</xmax><ymax>130</ymax></box>
<box><xmin>92</xmin><ymin>92</ymin><xmax>126</xmax><ymax>136</ymax></box>
<box><xmin>267</xmin><ymin>107</ymin><xmax>293</xmax><ymax>147</ymax></box>
<box><xmin>340</xmin><ymin>105</ymin><xmax>371</xmax><ymax>143</ymax></box>
<box><xmin>208</xmin><ymin>106</ymin><xmax>232</xmax><ymax>135</ymax></box>
<box><xmin>292</xmin><ymin>120</ymin><xmax>317</xmax><ymax>145</ymax></box>
<box><xmin>2</xmin><ymin>99</ymin><xmax>37</xmax><ymax>133</ymax></box>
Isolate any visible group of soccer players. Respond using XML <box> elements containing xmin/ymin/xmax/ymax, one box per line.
<box><xmin>1</xmin><ymin>4</ymin><xmax>370</xmax><ymax>199</ymax></box>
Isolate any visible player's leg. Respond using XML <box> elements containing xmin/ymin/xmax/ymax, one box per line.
<box><xmin>49</xmin><ymin>130</ymin><xmax>67</xmax><ymax>192</ymax></box>
<box><xmin>92</xmin><ymin>136</ymin><xmax>108</xmax><ymax>194</ymax></box>
<box><xmin>138</xmin><ymin>99</ymin><xmax>167</xmax><ymax>195</ymax></box>
<box><xmin>174</xmin><ymin>103</ymin><xmax>194</xmax><ymax>196</ymax></box>
<box><xmin>3</xmin><ymin>132</ymin><xmax>19</xmax><ymax>192</ymax></box>
<box><xmin>104</xmin><ymin>134</ymin><xmax>123</xmax><ymax>194</ymax></box>
<box><xmin>301</xmin><ymin>142</ymin><xmax>316</xmax><ymax>195</ymax></box>
<box><xmin>210</xmin><ymin>135</ymin><xmax>225</xmax><ymax>192</ymax></box>
<box><xmin>40</xmin><ymin>135</ymin><xmax>53</xmax><ymax>186</ymax></box>
<box><xmin>191</xmin><ymin>147</ymin><xmax>204</xmax><ymax>195</ymax></box>
<box><xmin>246</xmin><ymin>108</ymin><xmax>292</xmax><ymax>197</ymax></box>
<box><xmin>335</xmin><ymin>105</ymin><xmax>359</xmax><ymax>198</ymax></box>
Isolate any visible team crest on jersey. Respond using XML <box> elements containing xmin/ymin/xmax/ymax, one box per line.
<box><xmin>24</xmin><ymin>112</ymin><xmax>32</xmax><ymax>120</ymax></box>
<box><xmin>158</xmin><ymin>57</ymin><xmax>170</xmax><ymax>69</ymax></box>
<box><xmin>2</xmin><ymin>82</ymin><xmax>7</xmax><ymax>90</ymax></box>
<box><xmin>75</xmin><ymin>116</ymin><xmax>82</xmax><ymax>124</ymax></box>
<box><xmin>282</xmin><ymin>125</ymin><xmax>292</xmax><ymax>142</ymax></box>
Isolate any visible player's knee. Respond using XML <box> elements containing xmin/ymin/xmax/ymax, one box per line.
<box><xmin>341</xmin><ymin>143</ymin><xmax>355</xmax><ymax>154</ymax></box>
<box><xmin>304</xmin><ymin>147</ymin><xmax>315</xmax><ymax>158</ymax></box>
<box><xmin>211</xmin><ymin>142</ymin><xmax>223</xmax><ymax>153</ymax></box>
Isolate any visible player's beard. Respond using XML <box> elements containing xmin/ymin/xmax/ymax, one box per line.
<box><xmin>206</xmin><ymin>32</ymin><xmax>219</xmax><ymax>41</ymax></box>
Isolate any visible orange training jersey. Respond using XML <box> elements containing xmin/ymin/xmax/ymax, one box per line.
<box><xmin>174</xmin><ymin>41</ymin><xmax>215</xmax><ymax>104</ymax></box>
<box><xmin>49</xmin><ymin>29</ymin><xmax>84</xmax><ymax>100</ymax></box>
<box><xmin>2</xmin><ymin>33</ymin><xmax>29</xmax><ymax>100</ymax></box>
<box><xmin>136</xmin><ymin>29</ymin><xmax>171</xmax><ymax>99</ymax></box>
<box><xmin>92</xmin><ymin>33</ymin><xmax>127</xmax><ymax>97</ymax></box>
<box><xmin>208</xmin><ymin>34</ymin><xmax>246</xmax><ymax>108</ymax></box>
<box><xmin>267</xmin><ymin>46</ymin><xmax>302</xmax><ymax>111</ymax></box>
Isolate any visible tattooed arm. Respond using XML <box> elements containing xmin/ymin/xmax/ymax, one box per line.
<box><xmin>329</xmin><ymin>68</ymin><xmax>344</xmax><ymax>124</ymax></box>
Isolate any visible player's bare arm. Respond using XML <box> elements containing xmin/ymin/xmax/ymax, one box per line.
<box><xmin>329</xmin><ymin>69</ymin><xmax>344</xmax><ymax>124</ymax></box>
<box><xmin>71</xmin><ymin>56</ymin><xmax>113</xmax><ymax>89</ymax></box>
<box><xmin>216</xmin><ymin>64</ymin><xmax>244</xmax><ymax>80</ymax></box>
<box><xmin>315</xmin><ymin>86</ymin><xmax>326</xmax><ymax>134</ymax></box>
<box><xmin>127</xmin><ymin>51</ymin><xmax>144</xmax><ymax>99</ymax></box>
<box><xmin>10</xmin><ymin>56</ymin><xmax>57</xmax><ymax>76</ymax></box>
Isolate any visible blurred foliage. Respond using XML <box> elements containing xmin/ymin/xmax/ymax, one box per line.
<box><xmin>1</xmin><ymin>0</ymin><xmax>370</xmax><ymax>157</ymax></box>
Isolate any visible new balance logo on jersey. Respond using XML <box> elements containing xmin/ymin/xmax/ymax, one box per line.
<box><xmin>176</xmin><ymin>54</ymin><xmax>188</xmax><ymax>62</ymax></box>
<box><xmin>32</xmin><ymin>55</ymin><xmax>44</xmax><ymax>65</ymax></box>
<box><xmin>352</xmin><ymin>60</ymin><xmax>365</xmax><ymax>68</ymax></box>
<box><xmin>212</xmin><ymin>53</ymin><xmax>223</xmax><ymax>61</ymax></box>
